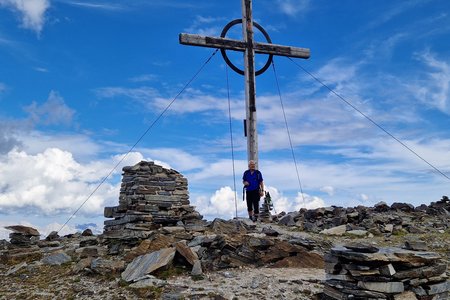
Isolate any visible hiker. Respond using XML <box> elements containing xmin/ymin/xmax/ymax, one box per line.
<box><xmin>243</xmin><ymin>160</ymin><xmax>264</xmax><ymax>221</ymax></box>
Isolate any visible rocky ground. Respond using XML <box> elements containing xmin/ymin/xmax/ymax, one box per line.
<box><xmin>1</xmin><ymin>197</ymin><xmax>449</xmax><ymax>299</ymax></box>
<box><xmin>1</xmin><ymin>225</ymin><xmax>449</xmax><ymax>299</ymax></box>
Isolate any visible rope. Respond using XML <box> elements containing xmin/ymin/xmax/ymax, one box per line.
<box><xmin>57</xmin><ymin>49</ymin><xmax>219</xmax><ymax>234</ymax></box>
<box><xmin>271</xmin><ymin>59</ymin><xmax>306</xmax><ymax>206</ymax></box>
<box><xmin>287</xmin><ymin>57</ymin><xmax>450</xmax><ymax>182</ymax></box>
<box><xmin>225</xmin><ymin>65</ymin><xmax>239</xmax><ymax>219</ymax></box>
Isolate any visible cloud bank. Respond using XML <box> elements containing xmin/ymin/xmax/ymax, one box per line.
<box><xmin>0</xmin><ymin>0</ymin><xmax>50</xmax><ymax>34</ymax></box>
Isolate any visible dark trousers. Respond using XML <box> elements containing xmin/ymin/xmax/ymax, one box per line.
<box><xmin>246</xmin><ymin>189</ymin><xmax>260</xmax><ymax>215</ymax></box>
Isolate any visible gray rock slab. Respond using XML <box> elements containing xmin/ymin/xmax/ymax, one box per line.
<box><xmin>343</xmin><ymin>243</ymin><xmax>379</xmax><ymax>253</ymax></box>
<box><xmin>393</xmin><ymin>291</ymin><xmax>418</xmax><ymax>300</ymax></box>
<box><xmin>161</xmin><ymin>226</ymin><xmax>185</xmax><ymax>234</ymax></box>
<box><xmin>320</xmin><ymin>225</ymin><xmax>347</xmax><ymax>236</ymax></box>
<box><xmin>5</xmin><ymin>262</ymin><xmax>27</xmax><ymax>276</ymax></box>
<box><xmin>5</xmin><ymin>225</ymin><xmax>40</xmax><ymax>236</ymax></box>
<box><xmin>427</xmin><ymin>280</ymin><xmax>450</xmax><ymax>295</ymax></box>
<box><xmin>129</xmin><ymin>275</ymin><xmax>167</xmax><ymax>288</ymax></box>
<box><xmin>90</xmin><ymin>258</ymin><xmax>125</xmax><ymax>275</ymax></box>
<box><xmin>404</xmin><ymin>240</ymin><xmax>428</xmax><ymax>251</ymax></box>
<box><xmin>379</xmin><ymin>263</ymin><xmax>396</xmax><ymax>276</ymax></box>
<box><xmin>278</xmin><ymin>214</ymin><xmax>296</xmax><ymax>226</ymax></box>
<box><xmin>41</xmin><ymin>252</ymin><xmax>72</xmax><ymax>265</ymax></box>
<box><xmin>393</xmin><ymin>262</ymin><xmax>446</xmax><ymax>280</ymax></box>
<box><xmin>331</xmin><ymin>246</ymin><xmax>441</xmax><ymax>264</ymax></box>
<box><xmin>346</xmin><ymin>229</ymin><xmax>368</xmax><ymax>237</ymax></box>
<box><xmin>121</xmin><ymin>248</ymin><xmax>176</xmax><ymax>282</ymax></box>
<box><xmin>191</xmin><ymin>260</ymin><xmax>203</xmax><ymax>276</ymax></box>
<box><xmin>174</xmin><ymin>241</ymin><xmax>198</xmax><ymax>266</ymax></box>
<box><xmin>357</xmin><ymin>281</ymin><xmax>404</xmax><ymax>294</ymax></box>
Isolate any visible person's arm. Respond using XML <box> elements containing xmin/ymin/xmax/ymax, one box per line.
<box><xmin>243</xmin><ymin>171</ymin><xmax>249</xmax><ymax>186</ymax></box>
<box><xmin>259</xmin><ymin>180</ymin><xmax>264</xmax><ymax>196</ymax></box>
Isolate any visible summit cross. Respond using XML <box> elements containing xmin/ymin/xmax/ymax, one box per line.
<box><xmin>179</xmin><ymin>0</ymin><xmax>310</xmax><ymax>167</ymax></box>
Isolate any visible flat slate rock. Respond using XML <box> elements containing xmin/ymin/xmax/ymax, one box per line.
<box><xmin>357</xmin><ymin>281</ymin><xmax>404</xmax><ymax>294</ymax></box>
<box><xmin>331</xmin><ymin>246</ymin><xmax>441</xmax><ymax>263</ymax></box>
<box><xmin>404</xmin><ymin>240</ymin><xmax>428</xmax><ymax>251</ymax></box>
<box><xmin>344</xmin><ymin>243</ymin><xmax>379</xmax><ymax>253</ymax></box>
<box><xmin>209</xmin><ymin>218</ymin><xmax>251</xmax><ymax>234</ymax></box>
<box><xmin>41</xmin><ymin>252</ymin><xmax>72</xmax><ymax>265</ymax></box>
<box><xmin>122</xmin><ymin>248</ymin><xmax>176</xmax><ymax>282</ymax></box>
<box><xmin>174</xmin><ymin>241</ymin><xmax>198</xmax><ymax>266</ymax></box>
<box><xmin>5</xmin><ymin>225</ymin><xmax>40</xmax><ymax>236</ymax></box>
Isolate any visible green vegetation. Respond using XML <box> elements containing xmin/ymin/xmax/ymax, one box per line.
<box><xmin>154</xmin><ymin>265</ymin><xmax>188</xmax><ymax>279</ymax></box>
<box><xmin>129</xmin><ymin>286</ymin><xmax>165</xmax><ymax>299</ymax></box>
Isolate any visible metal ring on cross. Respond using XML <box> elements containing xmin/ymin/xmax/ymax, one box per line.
<box><xmin>220</xmin><ymin>19</ymin><xmax>273</xmax><ymax>76</ymax></box>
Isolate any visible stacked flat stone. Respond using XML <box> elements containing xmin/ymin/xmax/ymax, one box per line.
<box><xmin>103</xmin><ymin>161</ymin><xmax>203</xmax><ymax>238</ymax></box>
<box><xmin>259</xmin><ymin>192</ymin><xmax>273</xmax><ymax>223</ymax></box>
<box><xmin>5</xmin><ymin>225</ymin><xmax>40</xmax><ymax>247</ymax></box>
<box><xmin>324</xmin><ymin>244</ymin><xmax>449</xmax><ymax>299</ymax></box>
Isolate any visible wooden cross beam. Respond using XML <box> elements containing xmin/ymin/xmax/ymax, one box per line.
<box><xmin>179</xmin><ymin>35</ymin><xmax>310</xmax><ymax>59</ymax></box>
<box><xmin>179</xmin><ymin>0</ymin><xmax>310</xmax><ymax>167</ymax></box>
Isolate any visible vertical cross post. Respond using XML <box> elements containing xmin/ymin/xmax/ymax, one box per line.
<box><xmin>242</xmin><ymin>0</ymin><xmax>258</xmax><ymax>167</ymax></box>
<box><xmin>179</xmin><ymin>1</ymin><xmax>310</xmax><ymax>169</ymax></box>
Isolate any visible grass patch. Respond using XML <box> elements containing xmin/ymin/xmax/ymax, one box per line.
<box><xmin>191</xmin><ymin>274</ymin><xmax>205</xmax><ymax>281</ymax></box>
<box><xmin>129</xmin><ymin>286</ymin><xmax>164</xmax><ymax>299</ymax></box>
<box><xmin>154</xmin><ymin>265</ymin><xmax>188</xmax><ymax>280</ymax></box>
<box><xmin>118</xmin><ymin>278</ymin><xmax>129</xmax><ymax>287</ymax></box>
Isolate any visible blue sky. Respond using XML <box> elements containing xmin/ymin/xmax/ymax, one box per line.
<box><xmin>0</xmin><ymin>0</ymin><xmax>449</xmax><ymax>239</ymax></box>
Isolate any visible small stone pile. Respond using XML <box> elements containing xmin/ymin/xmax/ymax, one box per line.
<box><xmin>5</xmin><ymin>225</ymin><xmax>40</xmax><ymax>247</ymax></box>
<box><xmin>324</xmin><ymin>244</ymin><xmax>449</xmax><ymax>299</ymax></box>
<box><xmin>259</xmin><ymin>192</ymin><xmax>273</xmax><ymax>222</ymax></box>
<box><xmin>103</xmin><ymin>161</ymin><xmax>203</xmax><ymax>239</ymax></box>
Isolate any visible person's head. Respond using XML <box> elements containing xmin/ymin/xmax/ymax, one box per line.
<box><xmin>248</xmin><ymin>160</ymin><xmax>256</xmax><ymax>170</ymax></box>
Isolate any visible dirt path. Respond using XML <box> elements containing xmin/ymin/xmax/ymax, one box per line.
<box><xmin>165</xmin><ymin>267</ymin><xmax>325</xmax><ymax>299</ymax></box>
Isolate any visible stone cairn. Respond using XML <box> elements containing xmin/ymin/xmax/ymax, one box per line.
<box><xmin>259</xmin><ymin>191</ymin><xmax>273</xmax><ymax>222</ymax></box>
<box><xmin>5</xmin><ymin>225</ymin><xmax>40</xmax><ymax>247</ymax></box>
<box><xmin>324</xmin><ymin>244</ymin><xmax>449</xmax><ymax>300</ymax></box>
<box><xmin>103</xmin><ymin>161</ymin><xmax>203</xmax><ymax>239</ymax></box>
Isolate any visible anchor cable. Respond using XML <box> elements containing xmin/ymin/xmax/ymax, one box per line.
<box><xmin>287</xmin><ymin>57</ymin><xmax>450</xmax><ymax>182</ymax></box>
<box><xmin>271</xmin><ymin>59</ymin><xmax>306</xmax><ymax>206</ymax></box>
<box><xmin>57</xmin><ymin>49</ymin><xmax>220</xmax><ymax>234</ymax></box>
<box><xmin>225</xmin><ymin>65</ymin><xmax>239</xmax><ymax>219</ymax></box>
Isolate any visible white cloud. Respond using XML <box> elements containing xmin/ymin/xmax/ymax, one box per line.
<box><xmin>409</xmin><ymin>51</ymin><xmax>450</xmax><ymax>114</ymax></box>
<box><xmin>142</xmin><ymin>148</ymin><xmax>206</xmax><ymax>172</ymax></box>
<box><xmin>16</xmin><ymin>131</ymin><xmax>103</xmax><ymax>161</ymax></box>
<box><xmin>196</xmin><ymin>186</ymin><xmax>245</xmax><ymax>220</ymax></box>
<box><xmin>265</xmin><ymin>186</ymin><xmax>325</xmax><ymax>213</ymax></box>
<box><xmin>0</xmin><ymin>0</ymin><xmax>50</xmax><ymax>34</ymax></box>
<box><xmin>189</xmin><ymin>159</ymin><xmax>247</xmax><ymax>185</ymax></box>
<box><xmin>24</xmin><ymin>90</ymin><xmax>75</xmax><ymax>127</ymax></box>
<box><xmin>183</xmin><ymin>15</ymin><xmax>225</xmax><ymax>37</ymax></box>
<box><xmin>67</xmin><ymin>1</ymin><xmax>123</xmax><ymax>11</ymax></box>
<box><xmin>276</xmin><ymin>0</ymin><xmax>311</xmax><ymax>17</ymax></box>
<box><xmin>320</xmin><ymin>186</ymin><xmax>334</xmax><ymax>196</ymax></box>
<box><xmin>365</xmin><ymin>1</ymin><xmax>425</xmax><ymax>30</ymax></box>
<box><xmin>190</xmin><ymin>185</ymin><xmax>326</xmax><ymax>221</ymax></box>
<box><xmin>95</xmin><ymin>86</ymin><xmax>160</xmax><ymax>103</ymax></box>
<box><xmin>152</xmin><ymin>88</ymin><xmax>234</xmax><ymax>115</ymax></box>
<box><xmin>0</xmin><ymin>82</ymin><xmax>6</xmax><ymax>93</ymax></box>
<box><xmin>0</xmin><ymin>148</ymin><xmax>143</xmax><ymax>216</ymax></box>
<box><xmin>34</xmin><ymin>67</ymin><xmax>48</xmax><ymax>72</ymax></box>
<box><xmin>129</xmin><ymin>74</ymin><xmax>158</xmax><ymax>83</ymax></box>
<box><xmin>296</xmin><ymin>193</ymin><xmax>326</xmax><ymax>209</ymax></box>
<box><xmin>359</xmin><ymin>194</ymin><xmax>369</xmax><ymax>202</ymax></box>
